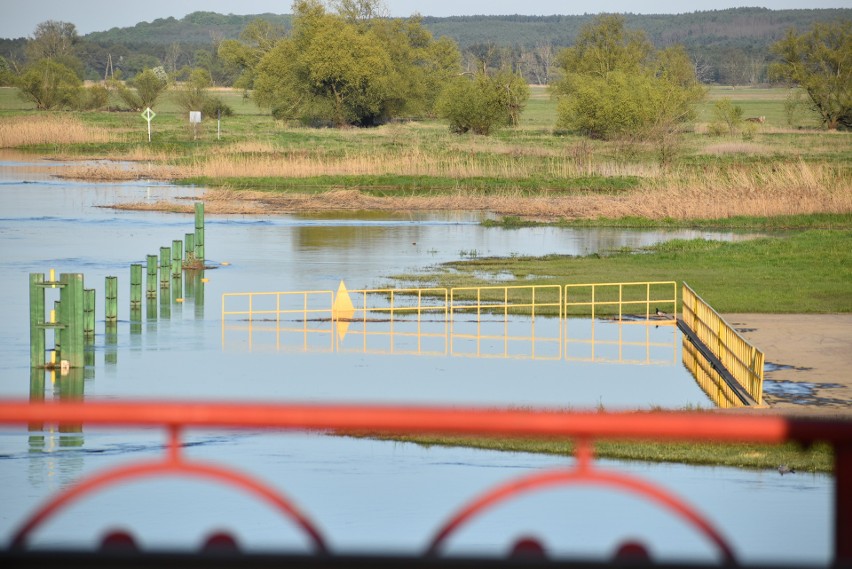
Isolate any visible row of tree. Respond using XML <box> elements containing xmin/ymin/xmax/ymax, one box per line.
<box><xmin>4</xmin><ymin>8</ymin><xmax>848</xmax><ymax>87</ymax></box>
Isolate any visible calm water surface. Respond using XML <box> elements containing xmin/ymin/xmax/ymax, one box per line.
<box><xmin>0</xmin><ymin>156</ymin><xmax>832</xmax><ymax>564</ymax></box>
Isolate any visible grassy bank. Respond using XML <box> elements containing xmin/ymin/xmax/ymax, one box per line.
<box><xmin>398</xmin><ymin>228</ymin><xmax>852</xmax><ymax>314</ymax></box>
<box><xmin>353</xmin><ymin>433</ymin><xmax>832</xmax><ymax>474</ymax></box>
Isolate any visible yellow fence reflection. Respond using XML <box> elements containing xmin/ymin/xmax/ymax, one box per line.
<box><xmin>221</xmin><ymin>282</ymin><xmax>678</xmax><ymax>365</ymax></box>
<box><xmin>680</xmin><ymin>283</ymin><xmax>764</xmax><ymax>405</ymax></box>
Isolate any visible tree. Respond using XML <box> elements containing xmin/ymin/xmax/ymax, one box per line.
<box><xmin>712</xmin><ymin>98</ymin><xmax>744</xmax><ymax>135</ymax></box>
<box><xmin>0</xmin><ymin>56</ymin><xmax>15</xmax><ymax>86</ymax></box>
<box><xmin>17</xmin><ymin>59</ymin><xmax>82</xmax><ymax>110</ymax></box>
<box><xmin>219</xmin><ymin>19</ymin><xmax>285</xmax><ymax>90</ymax></box>
<box><xmin>26</xmin><ymin>20</ymin><xmax>78</xmax><ymax>62</ymax></box>
<box><xmin>250</xmin><ymin>0</ymin><xmax>460</xmax><ymax>127</ymax></box>
<box><xmin>105</xmin><ymin>67</ymin><xmax>180</xmax><ymax>113</ymax></box>
<box><xmin>127</xmin><ymin>68</ymin><xmax>168</xmax><ymax>109</ymax></box>
<box><xmin>770</xmin><ymin>22</ymin><xmax>852</xmax><ymax>130</ymax></box>
<box><xmin>175</xmin><ymin>68</ymin><xmax>212</xmax><ymax>112</ymax></box>
<box><xmin>332</xmin><ymin>0</ymin><xmax>388</xmax><ymax>24</ymax></box>
<box><xmin>551</xmin><ymin>15</ymin><xmax>704</xmax><ymax>140</ymax></box>
<box><xmin>436</xmin><ymin>71</ymin><xmax>528</xmax><ymax>135</ymax></box>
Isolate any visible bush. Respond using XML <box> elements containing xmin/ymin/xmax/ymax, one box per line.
<box><xmin>712</xmin><ymin>98</ymin><xmax>743</xmax><ymax>135</ymax></box>
<box><xmin>112</xmin><ymin>81</ymin><xmax>141</xmax><ymax>110</ymax></box>
<box><xmin>202</xmin><ymin>96</ymin><xmax>234</xmax><ymax>118</ymax></box>
<box><xmin>552</xmin><ymin>16</ymin><xmax>703</xmax><ymax>140</ymax></box>
<box><xmin>131</xmin><ymin>68</ymin><xmax>168</xmax><ymax>109</ymax></box>
<box><xmin>77</xmin><ymin>83</ymin><xmax>110</xmax><ymax>110</ymax></box>
<box><xmin>17</xmin><ymin>60</ymin><xmax>82</xmax><ymax>110</ymax></box>
<box><xmin>436</xmin><ymin>72</ymin><xmax>525</xmax><ymax>135</ymax></box>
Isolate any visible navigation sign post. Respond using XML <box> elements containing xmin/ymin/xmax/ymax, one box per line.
<box><xmin>141</xmin><ymin>107</ymin><xmax>156</xmax><ymax>143</ymax></box>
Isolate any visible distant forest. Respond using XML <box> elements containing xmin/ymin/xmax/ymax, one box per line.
<box><xmin>1</xmin><ymin>7</ymin><xmax>849</xmax><ymax>86</ymax></box>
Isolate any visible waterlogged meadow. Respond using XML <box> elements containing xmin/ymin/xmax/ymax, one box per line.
<box><xmin>1</xmin><ymin>85</ymin><xmax>850</xmax><ymax>221</ymax></box>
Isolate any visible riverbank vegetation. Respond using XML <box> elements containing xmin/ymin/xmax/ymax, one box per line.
<box><xmin>349</xmin><ymin>433</ymin><xmax>833</xmax><ymax>474</ymax></box>
<box><xmin>1</xmin><ymin>83</ymin><xmax>850</xmax><ymax>222</ymax></box>
<box><xmin>394</xmin><ymin>227</ymin><xmax>852</xmax><ymax>315</ymax></box>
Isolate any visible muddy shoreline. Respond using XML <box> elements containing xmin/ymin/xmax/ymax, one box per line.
<box><xmin>725</xmin><ymin>314</ymin><xmax>852</xmax><ymax>415</ymax></box>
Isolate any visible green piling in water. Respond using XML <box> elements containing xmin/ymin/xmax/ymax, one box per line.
<box><xmin>195</xmin><ymin>202</ymin><xmax>205</xmax><ymax>263</ymax></box>
<box><xmin>185</xmin><ymin>233</ymin><xmax>196</xmax><ymax>266</ymax></box>
<box><xmin>30</xmin><ymin>273</ymin><xmax>46</xmax><ymax>368</ymax></box>
<box><xmin>130</xmin><ymin>306</ymin><xmax>142</xmax><ymax>335</ymax></box>
<box><xmin>146</xmin><ymin>254</ymin><xmax>158</xmax><ymax>299</ymax></box>
<box><xmin>194</xmin><ymin>271</ymin><xmax>205</xmax><ymax>319</ymax></box>
<box><xmin>84</xmin><ymin>288</ymin><xmax>95</xmax><ymax>343</ymax></box>
<box><xmin>171</xmin><ymin>240</ymin><xmax>183</xmax><ymax>279</ymax></box>
<box><xmin>54</xmin><ymin>299</ymin><xmax>61</xmax><ymax>359</ymax></box>
<box><xmin>146</xmin><ymin>298</ymin><xmax>157</xmax><ymax>321</ymax></box>
<box><xmin>130</xmin><ymin>264</ymin><xmax>142</xmax><ymax>309</ymax></box>
<box><xmin>160</xmin><ymin>247</ymin><xmax>170</xmax><ymax>289</ymax></box>
<box><xmin>58</xmin><ymin>367</ymin><xmax>85</xmax><ymax>441</ymax></box>
<box><xmin>105</xmin><ymin>329</ymin><xmax>117</xmax><ymax>365</ymax></box>
<box><xmin>159</xmin><ymin>284</ymin><xmax>171</xmax><ymax>319</ymax></box>
<box><xmin>105</xmin><ymin>276</ymin><xmax>118</xmax><ymax>325</ymax></box>
<box><xmin>59</xmin><ymin>273</ymin><xmax>85</xmax><ymax>369</ymax></box>
<box><xmin>172</xmin><ymin>274</ymin><xmax>183</xmax><ymax>303</ymax></box>
<box><xmin>29</xmin><ymin>368</ymin><xmax>46</xmax><ymax>435</ymax></box>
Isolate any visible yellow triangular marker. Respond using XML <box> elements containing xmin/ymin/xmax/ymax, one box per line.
<box><xmin>332</xmin><ymin>280</ymin><xmax>355</xmax><ymax>341</ymax></box>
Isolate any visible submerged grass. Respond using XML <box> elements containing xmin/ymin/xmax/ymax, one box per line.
<box><xmin>399</xmin><ymin>229</ymin><xmax>852</xmax><ymax>315</ymax></box>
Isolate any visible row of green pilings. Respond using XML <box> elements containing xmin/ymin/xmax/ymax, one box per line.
<box><xmin>29</xmin><ymin>202</ymin><xmax>205</xmax><ymax>370</ymax></box>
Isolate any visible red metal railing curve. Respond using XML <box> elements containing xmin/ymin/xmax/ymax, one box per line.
<box><xmin>11</xmin><ymin>459</ymin><xmax>328</xmax><ymax>552</ymax></box>
<box><xmin>426</xmin><ymin>467</ymin><xmax>735</xmax><ymax>561</ymax></box>
<box><xmin>0</xmin><ymin>400</ymin><xmax>850</xmax><ymax>563</ymax></box>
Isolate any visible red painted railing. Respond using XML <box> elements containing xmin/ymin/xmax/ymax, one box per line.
<box><xmin>1</xmin><ymin>401</ymin><xmax>850</xmax><ymax>564</ymax></box>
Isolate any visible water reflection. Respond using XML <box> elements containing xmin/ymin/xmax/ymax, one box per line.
<box><xmin>222</xmin><ymin>311</ymin><xmax>679</xmax><ymax>368</ymax></box>
<box><xmin>682</xmin><ymin>335</ymin><xmax>745</xmax><ymax>409</ymax></box>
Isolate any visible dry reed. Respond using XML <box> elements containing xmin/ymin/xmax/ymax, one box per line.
<box><xmin>0</xmin><ymin>115</ymin><xmax>116</xmax><ymax>147</ymax></box>
<box><xmin>124</xmin><ymin>159</ymin><xmax>847</xmax><ymax>222</ymax></box>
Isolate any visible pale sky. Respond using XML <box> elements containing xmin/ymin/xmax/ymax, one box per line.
<box><xmin>2</xmin><ymin>0</ymin><xmax>849</xmax><ymax>39</ymax></box>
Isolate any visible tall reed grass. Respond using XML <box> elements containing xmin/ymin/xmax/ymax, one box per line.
<box><xmin>165</xmin><ymin>146</ymin><xmax>650</xmax><ymax>181</ymax></box>
<box><xmin>0</xmin><ymin>115</ymin><xmax>116</xmax><ymax>147</ymax></box>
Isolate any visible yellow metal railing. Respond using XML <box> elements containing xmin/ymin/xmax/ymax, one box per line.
<box><xmin>222</xmin><ymin>290</ymin><xmax>335</xmax><ymax>322</ymax></box>
<box><xmin>564</xmin><ymin>281</ymin><xmax>677</xmax><ymax>321</ymax></box>
<box><xmin>450</xmin><ymin>285</ymin><xmax>563</xmax><ymax>319</ymax></box>
<box><xmin>221</xmin><ymin>290</ymin><xmax>335</xmax><ymax>351</ymax></box>
<box><xmin>682</xmin><ymin>336</ymin><xmax>743</xmax><ymax>408</ymax></box>
<box><xmin>680</xmin><ymin>283</ymin><xmax>764</xmax><ymax>405</ymax></box>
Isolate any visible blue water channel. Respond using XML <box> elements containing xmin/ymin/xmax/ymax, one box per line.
<box><xmin>0</xmin><ymin>154</ymin><xmax>833</xmax><ymax>565</ymax></box>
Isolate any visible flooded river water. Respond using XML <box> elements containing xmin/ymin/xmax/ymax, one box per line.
<box><xmin>0</xmin><ymin>155</ymin><xmax>833</xmax><ymax>565</ymax></box>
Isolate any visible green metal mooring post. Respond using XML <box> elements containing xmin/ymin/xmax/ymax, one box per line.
<box><xmin>54</xmin><ymin>299</ymin><xmax>61</xmax><ymax>360</ymax></box>
<box><xmin>146</xmin><ymin>254</ymin><xmax>158</xmax><ymax>299</ymax></box>
<box><xmin>185</xmin><ymin>233</ymin><xmax>196</xmax><ymax>266</ymax></box>
<box><xmin>130</xmin><ymin>306</ymin><xmax>142</xmax><ymax>335</ymax></box>
<box><xmin>59</xmin><ymin>273</ymin><xmax>85</xmax><ymax>369</ymax></box>
<box><xmin>147</xmin><ymin>298</ymin><xmax>157</xmax><ymax>321</ymax></box>
<box><xmin>105</xmin><ymin>276</ymin><xmax>118</xmax><ymax>325</ymax></box>
<box><xmin>171</xmin><ymin>240</ymin><xmax>183</xmax><ymax>279</ymax></box>
<box><xmin>159</xmin><ymin>285</ymin><xmax>171</xmax><ymax>319</ymax></box>
<box><xmin>195</xmin><ymin>202</ymin><xmax>205</xmax><ymax>263</ymax></box>
<box><xmin>84</xmin><ymin>288</ymin><xmax>95</xmax><ymax>343</ymax></box>
<box><xmin>29</xmin><ymin>368</ymin><xmax>45</xmax><ymax>435</ymax></box>
<box><xmin>159</xmin><ymin>247</ymin><xmax>170</xmax><ymax>289</ymax></box>
<box><xmin>105</xmin><ymin>323</ymin><xmax>118</xmax><ymax>366</ymax></box>
<box><xmin>29</xmin><ymin>273</ymin><xmax>46</xmax><ymax>368</ymax></box>
<box><xmin>130</xmin><ymin>264</ymin><xmax>142</xmax><ymax>310</ymax></box>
